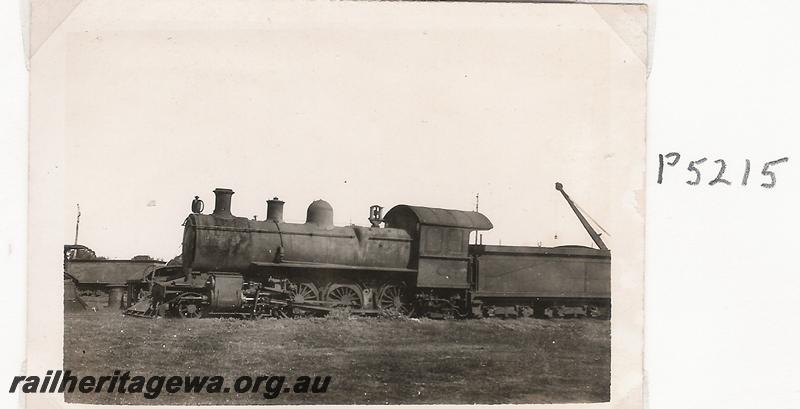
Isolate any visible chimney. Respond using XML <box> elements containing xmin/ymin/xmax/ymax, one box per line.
<box><xmin>266</xmin><ymin>197</ymin><xmax>284</xmax><ymax>222</ymax></box>
<box><xmin>212</xmin><ymin>188</ymin><xmax>234</xmax><ymax>217</ymax></box>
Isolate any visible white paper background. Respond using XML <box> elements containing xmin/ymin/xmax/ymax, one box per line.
<box><xmin>646</xmin><ymin>1</ymin><xmax>800</xmax><ymax>408</ymax></box>
<box><xmin>1</xmin><ymin>0</ymin><xmax>28</xmax><ymax>408</ymax></box>
<box><xmin>2</xmin><ymin>1</ymin><xmax>800</xmax><ymax>409</ymax></box>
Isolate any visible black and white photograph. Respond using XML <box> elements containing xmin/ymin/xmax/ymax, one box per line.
<box><xmin>25</xmin><ymin>0</ymin><xmax>646</xmax><ymax>406</ymax></box>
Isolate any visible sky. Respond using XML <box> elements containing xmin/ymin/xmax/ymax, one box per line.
<box><xmin>60</xmin><ymin>3</ymin><xmax>644</xmax><ymax>260</ymax></box>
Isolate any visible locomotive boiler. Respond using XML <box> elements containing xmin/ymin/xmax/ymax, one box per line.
<box><xmin>183</xmin><ymin>189</ymin><xmax>414</xmax><ymax>277</ymax></box>
<box><xmin>126</xmin><ymin>183</ymin><xmax>610</xmax><ymax>319</ymax></box>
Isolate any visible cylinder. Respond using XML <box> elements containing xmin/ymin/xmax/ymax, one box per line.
<box><xmin>266</xmin><ymin>197</ymin><xmax>285</xmax><ymax>222</ymax></box>
<box><xmin>212</xmin><ymin>188</ymin><xmax>234</xmax><ymax>217</ymax></box>
<box><xmin>208</xmin><ymin>274</ymin><xmax>244</xmax><ymax>311</ymax></box>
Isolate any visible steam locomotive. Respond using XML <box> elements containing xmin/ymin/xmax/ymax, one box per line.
<box><xmin>125</xmin><ymin>184</ymin><xmax>610</xmax><ymax>319</ymax></box>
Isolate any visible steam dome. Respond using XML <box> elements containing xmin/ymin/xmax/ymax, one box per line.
<box><xmin>306</xmin><ymin>199</ymin><xmax>333</xmax><ymax>228</ymax></box>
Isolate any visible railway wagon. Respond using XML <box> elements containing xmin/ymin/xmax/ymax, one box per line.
<box><xmin>469</xmin><ymin>244</ymin><xmax>611</xmax><ymax>318</ymax></box>
<box><xmin>64</xmin><ymin>246</ymin><xmax>165</xmax><ymax>309</ymax></box>
<box><xmin>66</xmin><ymin>258</ymin><xmax>165</xmax><ymax>289</ymax></box>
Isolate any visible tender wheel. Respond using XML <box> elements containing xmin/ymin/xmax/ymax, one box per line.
<box><xmin>325</xmin><ymin>284</ymin><xmax>363</xmax><ymax>308</ymax></box>
<box><xmin>377</xmin><ymin>283</ymin><xmax>415</xmax><ymax>316</ymax></box>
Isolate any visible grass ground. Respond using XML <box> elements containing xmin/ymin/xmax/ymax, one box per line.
<box><xmin>63</xmin><ymin>310</ymin><xmax>609</xmax><ymax>405</ymax></box>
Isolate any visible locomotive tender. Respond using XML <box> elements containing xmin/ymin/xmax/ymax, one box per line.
<box><xmin>127</xmin><ymin>184</ymin><xmax>610</xmax><ymax>319</ymax></box>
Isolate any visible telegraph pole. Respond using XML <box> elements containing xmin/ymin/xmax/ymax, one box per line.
<box><xmin>74</xmin><ymin>204</ymin><xmax>81</xmax><ymax>245</ymax></box>
<box><xmin>474</xmin><ymin>193</ymin><xmax>479</xmax><ymax>244</ymax></box>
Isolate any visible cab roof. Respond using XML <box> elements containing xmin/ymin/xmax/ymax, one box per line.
<box><xmin>384</xmin><ymin>205</ymin><xmax>493</xmax><ymax>230</ymax></box>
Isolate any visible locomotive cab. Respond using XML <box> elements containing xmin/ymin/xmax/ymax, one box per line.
<box><xmin>383</xmin><ymin>205</ymin><xmax>492</xmax><ymax>290</ymax></box>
